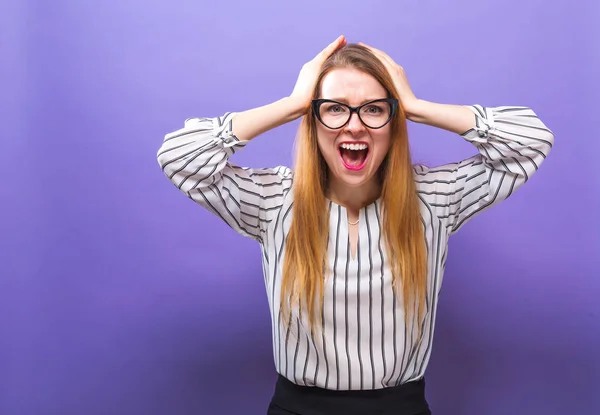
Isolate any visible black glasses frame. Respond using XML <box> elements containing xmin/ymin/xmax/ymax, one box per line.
<box><xmin>311</xmin><ymin>98</ymin><xmax>399</xmax><ymax>130</ymax></box>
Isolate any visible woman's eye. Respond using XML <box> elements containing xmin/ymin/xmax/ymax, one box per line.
<box><xmin>365</xmin><ymin>105</ymin><xmax>382</xmax><ymax>114</ymax></box>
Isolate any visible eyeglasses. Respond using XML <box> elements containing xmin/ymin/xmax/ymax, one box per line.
<box><xmin>311</xmin><ymin>98</ymin><xmax>398</xmax><ymax>130</ymax></box>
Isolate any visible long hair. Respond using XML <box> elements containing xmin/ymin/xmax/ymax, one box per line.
<box><xmin>281</xmin><ymin>44</ymin><xmax>427</xmax><ymax>339</ymax></box>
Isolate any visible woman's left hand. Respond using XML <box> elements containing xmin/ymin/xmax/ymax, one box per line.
<box><xmin>358</xmin><ymin>42</ymin><xmax>420</xmax><ymax>120</ymax></box>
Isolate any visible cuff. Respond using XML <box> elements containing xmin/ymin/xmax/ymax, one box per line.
<box><xmin>183</xmin><ymin>113</ymin><xmax>248</xmax><ymax>156</ymax></box>
<box><xmin>460</xmin><ymin>105</ymin><xmax>495</xmax><ymax>144</ymax></box>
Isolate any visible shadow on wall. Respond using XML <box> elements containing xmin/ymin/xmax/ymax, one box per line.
<box><xmin>425</xmin><ymin>248</ymin><xmax>598</xmax><ymax>414</ymax></box>
<box><xmin>193</xmin><ymin>334</ymin><xmax>277</xmax><ymax>414</ymax></box>
<box><xmin>113</xmin><ymin>262</ymin><xmax>278</xmax><ymax>415</ymax></box>
<box><xmin>173</xmin><ymin>275</ymin><xmax>277</xmax><ymax>415</ymax></box>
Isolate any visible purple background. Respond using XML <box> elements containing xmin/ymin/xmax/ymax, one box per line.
<box><xmin>2</xmin><ymin>0</ymin><xmax>599</xmax><ymax>414</ymax></box>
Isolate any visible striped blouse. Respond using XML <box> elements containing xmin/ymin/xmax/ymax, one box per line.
<box><xmin>156</xmin><ymin>105</ymin><xmax>554</xmax><ymax>390</ymax></box>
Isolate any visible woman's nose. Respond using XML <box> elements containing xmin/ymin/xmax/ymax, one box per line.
<box><xmin>344</xmin><ymin>112</ymin><xmax>366</xmax><ymax>133</ymax></box>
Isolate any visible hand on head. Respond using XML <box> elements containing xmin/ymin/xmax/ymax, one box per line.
<box><xmin>289</xmin><ymin>35</ymin><xmax>347</xmax><ymax>112</ymax></box>
<box><xmin>359</xmin><ymin>42</ymin><xmax>418</xmax><ymax>113</ymax></box>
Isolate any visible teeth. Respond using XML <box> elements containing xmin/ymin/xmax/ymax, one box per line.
<box><xmin>340</xmin><ymin>143</ymin><xmax>368</xmax><ymax>151</ymax></box>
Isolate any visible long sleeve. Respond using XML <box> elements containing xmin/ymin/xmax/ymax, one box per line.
<box><xmin>415</xmin><ymin>105</ymin><xmax>554</xmax><ymax>234</ymax></box>
<box><xmin>156</xmin><ymin>112</ymin><xmax>293</xmax><ymax>242</ymax></box>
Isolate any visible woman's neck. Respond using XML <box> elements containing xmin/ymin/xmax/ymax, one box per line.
<box><xmin>326</xmin><ymin>176</ymin><xmax>381</xmax><ymax>213</ymax></box>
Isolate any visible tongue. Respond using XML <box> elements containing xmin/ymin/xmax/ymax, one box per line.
<box><xmin>340</xmin><ymin>148</ymin><xmax>368</xmax><ymax>168</ymax></box>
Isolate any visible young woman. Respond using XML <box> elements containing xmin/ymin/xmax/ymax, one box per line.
<box><xmin>157</xmin><ymin>35</ymin><xmax>554</xmax><ymax>415</ymax></box>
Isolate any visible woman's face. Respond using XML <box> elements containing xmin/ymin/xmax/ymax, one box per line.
<box><xmin>315</xmin><ymin>68</ymin><xmax>392</xmax><ymax>192</ymax></box>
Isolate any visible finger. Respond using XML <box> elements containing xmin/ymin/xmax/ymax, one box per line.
<box><xmin>360</xmin><ymin>42</ymin><xmax>398</xmax><ymax>68</ymax></box>
<box><xmin>318</xmin><ymin>35</ymin><xmax>346</xmax><ymax>58</ymax></box>
<box><xmin>358</xmin><ymin>42</ymin><xmax>382</xmax><ymax>55</ymax></box>
<box><xmin>360</xmin><ymin>42</ymin><xmax>386</xmax><ymax>59</ymax></box>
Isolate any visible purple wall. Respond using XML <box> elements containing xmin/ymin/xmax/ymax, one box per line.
<box><xmin>2</xmin><ymin>0</ymin><xmax>599</xmax><ymax>414</ymax></box>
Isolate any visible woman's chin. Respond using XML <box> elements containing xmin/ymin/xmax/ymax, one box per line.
<box><xmin>332</xmin><ymin>169</ymin><xmax>374</xmax><ymax>188</ymax></box>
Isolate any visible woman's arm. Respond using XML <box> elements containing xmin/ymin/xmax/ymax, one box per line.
<box><xmin>157</xmin><ymin>36</ymin><xmax>347</xmax><ymax>242</ymax></box>
<box><xmin>404</xmin><ymin>99</ymin><xmax>476</xmax><ymax>135</ymax></box>
<box><xmin>230</xmin><ymin>97</ymin><xmax>305</xmax><ymax>141</ymax></box>
<box><xmin>360</xmin><ymin>42</ymin><xmax>555</xmax><ymax>233</ymax></box>
<box><xmin>157</xmin><ymin>112</ymin><xmax>294</xmax><ymax>242</ymax></box>
<box><xmin>413</xmin><ymin>104</ymin><xmax>554</xmax><ymax>233</ymax></box>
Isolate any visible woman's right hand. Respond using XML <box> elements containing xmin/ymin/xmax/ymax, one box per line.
<box><xmin>229</xmin><ymin>36</ymin><xmax>346</xmax><ymax>142</ymax></box>
<box><xmin>289</xmin><ymin>35</ymin><xmax>347</xmax><ymax>112</ymax></box>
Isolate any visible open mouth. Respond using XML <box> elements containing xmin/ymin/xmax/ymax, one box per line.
<box><xmin>338</xmin><ymin>142</ymin><xmax>369</xmax><ymax>171</ymax></box>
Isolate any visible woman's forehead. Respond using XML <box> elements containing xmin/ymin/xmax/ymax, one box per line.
<box><xmin>320</xmin><ymin>68</ymin><xmax>386</xmax><ymax>103</ymax></box>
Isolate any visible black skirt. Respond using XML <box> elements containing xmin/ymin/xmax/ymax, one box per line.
<box><xmin>267</xmin><ymin>374</ymin><xmax>431</xmax><ymax>415</ymax></box>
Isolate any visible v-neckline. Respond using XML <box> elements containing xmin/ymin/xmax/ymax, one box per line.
<box><xmin>328</xmin><ymin>199</ymin><xmax>381</xmax><ymax>262</ymax></box>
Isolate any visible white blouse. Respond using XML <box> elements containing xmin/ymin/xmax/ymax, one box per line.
<box><xmin>157</xmin><ymin>105</ymin><xmax>554</xmax><ymax>390</ymax></box>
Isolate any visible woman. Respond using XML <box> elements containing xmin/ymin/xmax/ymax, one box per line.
<box><xmin>156</xmin><ymin>35</ymin><xmax>554</xmax><ymax>415</ymax></box>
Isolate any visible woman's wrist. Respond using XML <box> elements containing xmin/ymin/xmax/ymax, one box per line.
<box><xmin>231</xmin><ymin>97</ymin><xmax>308</xmax><ymax>142</ymax></box>
<box><xmin>403</xmin><ymin>99</ymin><xmax>475</xmax><ymax>134</ymax></box>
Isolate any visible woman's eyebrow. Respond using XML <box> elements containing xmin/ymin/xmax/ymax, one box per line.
<box><xmin>322</xmin><ymin>97</ymin><xmax>386</xmax><ymax>104</ymax></box>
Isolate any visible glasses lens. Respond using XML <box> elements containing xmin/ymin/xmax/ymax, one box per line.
<box><xmin>319</xmin><ymin>102</ymin><xmax>350</xmax><ymax>129</ymax></box>
<box><xmin>359</xmin><ymin>101</ymin><xmax>391</xmax><ymax>128</ymax></box>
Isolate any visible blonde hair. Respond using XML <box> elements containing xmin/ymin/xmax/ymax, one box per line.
<box><xmin>281</xmin><ymin>44</ymin><xmax>427</xmax><ymax>339</ymax></box>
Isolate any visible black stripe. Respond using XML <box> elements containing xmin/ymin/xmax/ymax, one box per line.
<box><xmin>473</xmin><ymin>105</ymin><xmax>485</xmax><ymax>118</ymax></box>
<box><xmin>373</xmin><ymin>202</ymin><xmax>387</xmax><ymax>387</ymax></box>
<box><xmin>506</xmin><ymin>173</ymin><xmax>518</xmax><ymax>199</ymax></box>
<box><xmin>189</xmin><ymin>152</ymin><xmax>226</xmax><ymax>188</ymax></box>
<box><xmin>215</xmin><ymin>114</ymin><xmax>223</xmax><ymax>129</ymax></box>
<box><xmin>273</xmin><ymin>202</ymin><xmax>293</xmax><ymax>374</ymax></box>
<box><xmin>414</xmin><ymin>159</ymin><xmax>483</xmax><ymax>177</ymax></box>
<box><xmin>332</xmin><ymin>204</ymin><xmax>342</xmax><ymax>390</ymax></box>
<box><xmin>465</xmin><ymin>168</ymin><xmax>486</xmax><ymax>182</ymax></box>
<box><xmin>495</xmin><ymin>106</ymin><xmax>529</xmax><ymax>113</ymax></box>
<box><xmin>239</xmin><ymin>199</ymin><xmax>285</xmax><ymax>212</ymax></box>
<box><xmin>497</xmin><ymin>141</ymin><xmax>539</xmax><ymax>170</ymax></box>
<box><xmin>241</xmin><ymin>211</ymin><xmax>272</xmax><ymax>224</ymax></box>
<box><xmin>344</xmin><ymin>235</ymin><xmax>351</xmax><ymax>388</ymax></box>
<box><xmin>220</xmin><ymin>186</ymin><xmax>275</xmax><ymax>225</ymax></box>
<box><xmin>414</xmin><ymin>175</ymin><xmax>467</xmax><ymax>185</ymax></box>
<box><xmin>163</xmin><ymin>126</ymin><xmax>213</xmax><ymax>142</ymax></box>
<box><xmin>207</xmin><ymin>184</ymin><xmax>259</xmax><ymax>237</ymax></box>
<box><xmin>292</xmin><ymin>314</ymin><xmax>300</xmax><ymax>382</ymax></box>
<box><xmin>494</xmin><ymin>118</ymin><xmax>553</xmax><ymax>135</ymax></box>
<box><xmin>161</xmin><ymin>140</ymin><xmax>217</xmax><ymax>174</ymax></box>
<box><xmin>488</xmin><ymin>142</ymin><xmax>529</xmax><ymax>181</ymax></box>
<box><xmin>461</xmin><ymin>180</ymin><xmax>488</xmax><ymax>200</ymax></box>
<box><xmin>435</xmin><ymin>179</ymin><xmax>489</xmax><ymax>220</ymax></box>
<box><xmin>302</xmin><ymin>332</ymin><xmax>310</xmax><ymax>385</ymax></box>
<box><xmin>492</xmin><ymin>128</ymin><xmax>553</xmax><ymax>148</ymax></box>
<box><xmin>321</xmin><ymin>201</ymin><xmax>333</xmax><ymax>389</ymax></box>
<box><xmin>453</xmin><ymin>170</ymin><xmax>506</xmax><ymax>231</ymax></box>
<box><xmin>156</xmin><ymin>140</ymin><xmax>195</xmax><ymax>157</ymax></box>
<box><xmin>417</xmin><ymin>187</ymin><xmax>465</xmax><ymax>197</ymax></box>
<box><xmin>191</xmin><ymin>189</ymin><xmax>259</xmax><ymax>242</ymax></box>
<box><xmin>457</xmin><ymin>192</ymin><xmax>491</xmax><ymax>217</ymax></box>
<box><xmin>390</xmin><ymin>278</ymin><xmax>398</xmax><ymax>386</ymax></box>
<box><xmin>231</xmin><ymin>170</ymin><xmax>292</xmax><ymax>187</ymax></box>
<box><xmin>222</xmin><ymin>174</ymin><xmax>286</xmax><ymax>199</ymax></box>
<box><xmin>364</xmin><ymin>204</ymin><xmax>376</xmax><ymax>389</ymax></box>
<box><xmin>429</xmin><ymin>198</ymin><xmax>463</xmax><ymax>208</ymax></box>
<box><xmin>321</xmin><ymin>292</ymin><xmax>329</xmax><ymax>389</ymax></box>
<box><xmin>356</xmin><ymin>224</ymin><xmax>364</xmax><ymax>389</ymax></box>
<box><xmin>284</xmin><ymin>307</ymin><xmax>293</xmax><ymax>378</ymax></box>
<box><xmin>248</xmin><ymin>170</ymin><xmax>287</xmax><ymax>177</ymax></box>
<box><xmin>481</xmin><ymin>143</ymin><xmax>515</xmax><ymax>177</ymax></box>
<box><xmin>414</xmin><ymin>167</ymin><xmax>457</xmax><ymax>175</ymax></box>
<box><xmin>310</xmin><ymin>327</ymin><xmax>319</xmax><ymax>386</ymax></box>
<box><xmin>181</xmin><ymin>151</ymin><xmax>223</xmax><ymax>188</ymax></box>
